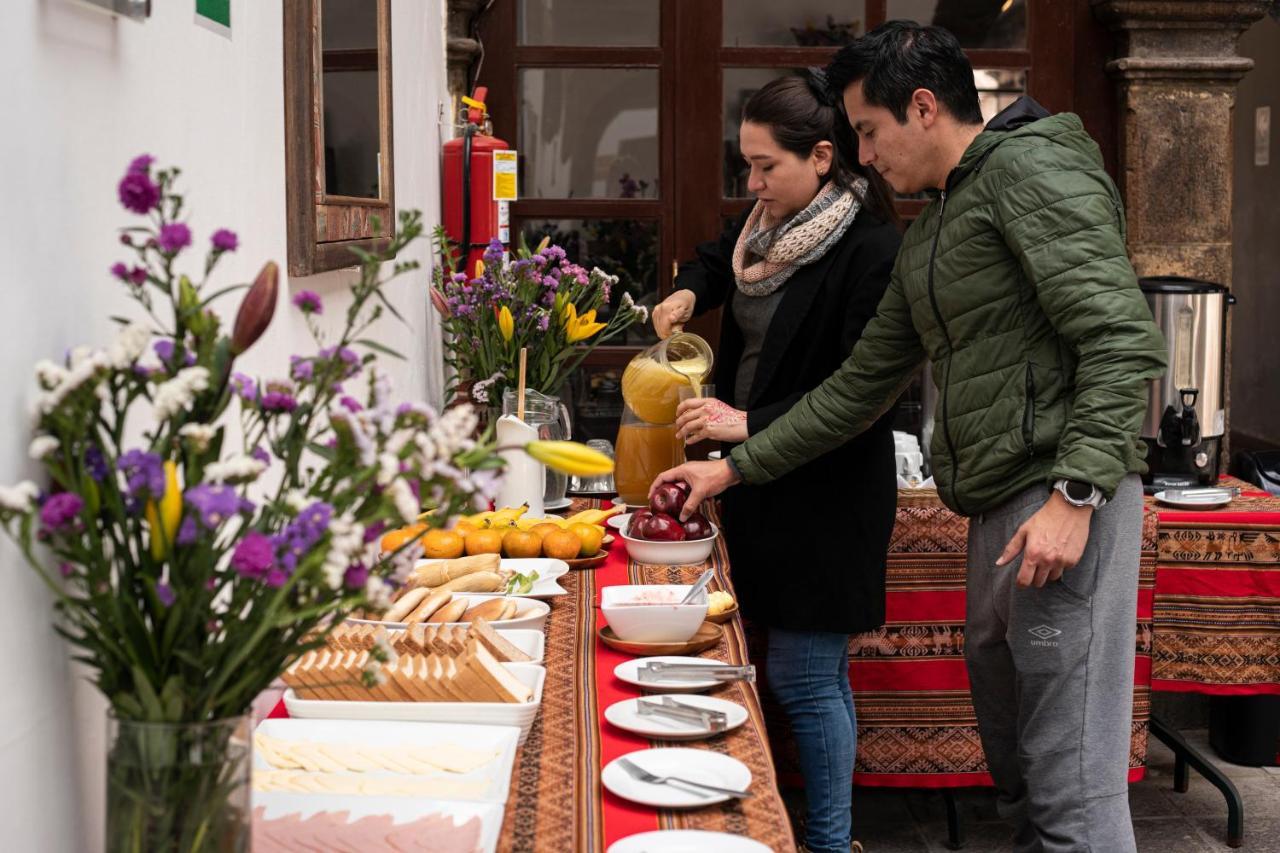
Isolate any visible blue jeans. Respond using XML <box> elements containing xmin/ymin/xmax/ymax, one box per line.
<box><xmin>768</xmin><ymin>628</ymin><xmax>856</xmax><ymax>853</ymax></box>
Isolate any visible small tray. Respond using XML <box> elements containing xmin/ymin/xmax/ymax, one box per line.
<box><xmin>566</xmin><ymin>550</ymin><xmax>609</xmax><ymax>571</ymax></box>
<box><xmin>705</xmin><ymin>602</ymin><xmax>739</xmax><ymax>625</ymax></box>
<box><xmin>598</xmin><ymin>621</ymin><xmax>723</xmax><ymax>656</ymax></box>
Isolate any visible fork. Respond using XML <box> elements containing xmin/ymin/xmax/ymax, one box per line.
<box><xmin>616</xmin><ymin>756</ymin><xmax>752</xmax><ymax>799</ymax></box>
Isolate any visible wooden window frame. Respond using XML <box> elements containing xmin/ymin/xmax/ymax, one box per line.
<box><xmin>284</xmin><ymin>0</ymin><xmax>396</xmax><ymax>277</ymax></box>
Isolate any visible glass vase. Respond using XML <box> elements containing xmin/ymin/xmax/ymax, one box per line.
<box><xmin>105</xmin><ymin>715</ymin><xmax>252</xmax><ymax>853</ymax></box>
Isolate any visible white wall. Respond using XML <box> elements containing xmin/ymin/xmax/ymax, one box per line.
<box><xmin>0</xmin><ymin>1</ymin><xmax>448</xmax><ymax>847</ymax></box>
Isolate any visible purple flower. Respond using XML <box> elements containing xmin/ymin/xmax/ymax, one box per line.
<box><xmin>177</xmin><ymin>517</ymin><xmax>199</xmax><ymax>546</ymax></box>
<box><xmin>157</xmin><ymin>223</ymin><xmax>192</xmax><ymax>254</ymax></box>
<box><xmin>250</xmin><ymin>446</ymin><xmax>271</xmax><ymax>466</ymax></box>
<box><xmin>289</xmin><ymin>356</ymin><xmax>314</xmax><ymax>382</ymax></box>
<box><xmin>537</xmin><ymin>313</ymin><xmax>550</xmax><ymax>332</ymax></box>
<box><xmin>292</xmin><ymin>290</ymin><xmax>323</xmax><ymax>314</ymax></box>
<box><xmin>231</xmin><ymin>372</ymin><xmax>258</xmax><ymax>403</ymax></box>
<box><xmin>363</xmin><ymin>520</ymin><xmax>387</xmax><ymax>543</ymax></box>
<box><xmin>265</xmin><ymin>568</ymin><xmax>289</xmax><ymax>588</ymax></box>
<box><xmin>318</xmin><ymin>345</ymin><xmax>361</xmax><ymax>379</ymax></box>
<box><xmin>128</xmin><ymin>154</ymin><xmax>155</xmax><ymax>175</ymax></box>
<box><xmin>156</xmin><ymin>583</ymin><xmax>175</xmax><ymax>607</ymax></box>
<box><xmin>40</xmin><ymin>493</ymin><xmax>83</xmax><ymax>531</ymax></box>
<box><xmin>153</xmin><ymin>340</ymin><xmax>175</xmax><ymax>362</ymax></box>
<box><xmin>85</xmin><ymin>446</ymin><xmax>109</xmax><ymax>482</ymax></box>
<box><xmin>232</xmin><ymin>531</ymin><xmax>274</xmax><ymax>579</ymax></box>
<box><xmin>261</xmin><ymin>392</ymin><xmax>297</xmax><ymax>413</ymax></box>
<box><xmin>185</xmin><ymin>484</ymin><xmax>243</xmax><ymax>529</ymax></box>
<box><xmin>119</xmin><ymin>449</ymin><xmax>165</xmax><ymax>500</ymax></box>
<box><xmin>343</xmin><ymin>563</ymin><xmax>369</xmax><ymax>590</ymax></box>
<box><xmin>118</xmin><ymin>171</ymin><xmax>160</xmax><ymax>215</ymax></box>
<box><xmin>111</xmin><ymin>262</ymin><xmax>129</xmax><ymax>281</ymax></box>
<box><xmin>59</xmin><ymin>562</ymin><xmax>75</xmax><ymax>578</ymax></box>
<box><xmin>211</xmin><ymin>229</ymin><xmax>239</xmax><ymax>252</ymax></box>
<box><xmin>339</xmin><ymin>395</ymin><xmax>363</xmax><ymax>413</ymax></box>
<box><xmin>127</xmin><ymin>267</ymin><xmax>147</xmax><ymax>286</ymax></box>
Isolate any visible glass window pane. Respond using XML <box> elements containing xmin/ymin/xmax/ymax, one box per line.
<box><xmin>519</xmin><ymin>0</ymin><xmax>658</xmax><ymax>46</ymax></box>
<box><xmin>722</xmin><ymin>68</ymin><xmax>789</xmax><ymax>198</ymax></box>
<box><xmin>723</xmin><ymin>2</ymin><xmax>867</xmax><ymax>47</ymax></box>
<box><xmin>566</xmin><ymin>364</ymin><xmax>626</xmax><ymax>444</ymax></box>
<box><xmin>886</xmin><ymin>0</ymin><xmax>1026</xmax><ymax>49</ymax></box>
<box><xmin>321</xmin><ymin>0</ymin><xmax>381</xmax><ymax>199</ymax></box>
<box><xmin>974</xmin><ymin>67</ymin><xmax>1026</xmax><ymax>123</ymax></box>
<box><xmin>520</xmin><ymin>219</ymin><xmax>660</xmax><ymax>348</ymax></box>
<box><xmin>519</xmin><ymin>69</ymin><xmax>659</xmax><ymax>199</ymax></box>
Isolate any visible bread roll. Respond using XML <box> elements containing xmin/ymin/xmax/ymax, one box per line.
<box><xmin>384</xmin><ymin>587</ymin><xmax>429</xmax><ymax>623</ymax></box>
<box><xmin>426</xmin><ymin>597</ymin><xmax>468</xmax><ymax>624</ymax></box>
<box><xmin>461</xmin><ymin>597</ymin><xmax>510</xmax><ymax>623</ymax></box>
<box><xmin>404</xmin><ymin>589</ymin><xmax>453</xmax><ymax>624</ymax></box>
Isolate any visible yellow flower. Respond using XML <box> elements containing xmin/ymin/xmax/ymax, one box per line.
<box><xmin>144</xmin><ymin>460</ymin><xmax>182</xmax><ymax>560</ymax></box>
<box><xmin>474</xmin><ymin>259</ymin><xmax>485</xmax><ymax>278</ymax></box>
<box><xmin>524</xmin><ymin>441</ymin><xmax>614</xmax><ymax>476</ymax></box>
<box><xmin>534</xmin><ymin>235</ymin><xmax>551</xmax><ymax>254</ymax></box>
<box><xmin>497</xmin><ymin>305</ymin><xmax>514</xmax><ymax>343</ymax></box>
<box><xmin>563</xmin><ymin>303</ymin><xmax>608</xmax><ymax>343</ymax></box>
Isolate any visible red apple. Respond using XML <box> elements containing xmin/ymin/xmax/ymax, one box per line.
<box><xmin>650</xmin><ymin>481</ymin><xmax>691</xmax><ymax>517</ymax></box>
<box><xmin>681</xmin><ymin>512</ymin><xmax>713</xmax><ymax>540</ymax></box>
<box><xmin>626</xmin><ymin>509</ymin><xmax>655</xmax><ymax>539</ymax></box>
<box><xmin>634</xmin><ymin>511</ymin><xmax>687</xmax><ymax>541</ymax></box>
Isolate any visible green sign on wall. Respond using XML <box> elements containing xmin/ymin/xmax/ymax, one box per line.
<box><xmin>196</xmin><ymin>0</ymin><xmax>230</xmax><ymax>29</ymax></box>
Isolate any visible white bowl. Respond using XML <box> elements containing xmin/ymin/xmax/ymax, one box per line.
<box><xmin>620</xmin><ymin>522</ymin><xmax>719</xmax><ymax>566</ymax></box>
<box><xmin>350</xmin><ymin>595</ymin><xmax>550</xmax><ymax>633</ymax></box>
<box><xmin>601</xmin><ymin>584</ymin><xmax>709</xmax><ymax>643</ymax></box>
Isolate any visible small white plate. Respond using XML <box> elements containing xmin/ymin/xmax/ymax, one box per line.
<box><xmin>418</xmin><ymin>557</ymin><xmax>569</xmax><ymax>599</ymax></box>
<box><xmin>1154</xmin><ymin>490</ymin><xmax>1233</xmax><ymax>509</ymax></box>
<box><xmin>601</xmin><ymin>748</ymin><xmax>752</xmax><ymax>809</ymax></box>
<box><xmin>254</xmin><ymin>793</ymin><xmax>503</xmax><ymax>853</ymax></box>
<box><xmin>605</xmin><ymin>694</ymin><xmax>747</xmax><ymax>741</ymax></box>
<box><xmin>606</xmin><ymin>512</ymin><xmax>632</xmax><ymax>531</ymax></box>
<box><xmin>607</xmin><ymin>830</ymin><xmax>772</xmax><ymax>853</ymax></box>
<box><xmin>543</xmin><ymin>497</ymin><xmax>573</xmax><ymax>512</ymax></box>
<box><xmin>614</xmin><ymin>656</ymin><xmax>728</xmax><ymax>693</ymax></box>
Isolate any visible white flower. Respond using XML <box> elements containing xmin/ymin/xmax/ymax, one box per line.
<box><xmin>386</xmin><ymin>478</ymin><xmax>420</xmax><ymax>523</ymax></box>
<box><xmin>376</xmin><ymin>453</ymin><xmax>400</xmax><ymax>487</ymax></box>
<box><xmin>37</xmin><ymin>352</ymin><xmax>109</xmax><ymax>415</ymax></box>
<box><xmin>371</xmin><ymin>629</ymin><xmax>398</xmax><ymax>665</ymax></box>
<box><xmin>413</xmin><ymin>433</ymin><xmax>438</xmax><ymax>466</ymax></box>
<box><xmin>365</xmin><ymin>576</ymin><xmax>394</xmax><ymax>611</ymax></box>
<box><xmin>321</xmin><ymin>515</ymin><xmax>367</xmax><ymax>590</ymax></box>
<box><xmin>33</xmin><ymin>360</ymin><xmax>67</xmax><ymax>391</ymax></box>
<box><xmin>204</xmin><ymin>455</ymin><xmax>267</xmax><ymax>484</ymax></box>
<box><xmin>322</xmin><ymin>561</ymin><xmax>346</xmax><ymax>590</ymax></box>
<box><xmin>153</xmin><ymin>367</ymin><xmax>210</xmax><ymax>420</ymax></box>
<box><xmin>68</xmin><ymin>346</ymin><xmax>95</xmax><ymax>369</ymax></box>
<box><xmin>106</xmin><ymin>324</ymin><xmax>151</xmax><ymax>370</ymax></box>
<box><xmin>28</xmin><ymin>436</ymin><xmax>59</xmax><ymax>460</ymax></box>
<box><xmin>0</xmin><ymin>481</ymin><xmax>39</xmax><ymax>514</ymax></box>
<box><xmin>428</xmin><ymin>405</ymin><xmax>478</xmax><ymax>459</ymax></box>
<box><xmin>620</xmin><ymin>292</ymin><xmax>635</xmax><ymax>311</ymax></box>
<box><xmin>178</xmin><ymin>423</ymin><xmax>216</xmax><ymax>453</ymax></box>
<box><xmin>362</xmin><ymin>657</ymin><xmax>389</xmax><ymax>686</ymax></box>
<box><xmin>284</xmin><ymin>490</ymin><xmax>311</xmax><ymax>513</ymax></box>
<box><xmin>385</xmin><ymin>429</ymin><xmax>415</xmax><ymax>456</ymax></box>
<box><xmin>634</xmin><ymin>304</ymin><xmax>650</xmax><ymax>323</ymax></box>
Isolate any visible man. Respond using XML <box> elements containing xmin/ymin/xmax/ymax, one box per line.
<box><xmin>655</xmin><ymin>21</ymin><xmax>1166</xmax><ymax>853</ymax></box>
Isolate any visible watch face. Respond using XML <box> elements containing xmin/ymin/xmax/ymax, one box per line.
<box><xmin>1064</xmin><ymin>481</ymin><xmax>1094</xmax><ymax>501</ymax></box>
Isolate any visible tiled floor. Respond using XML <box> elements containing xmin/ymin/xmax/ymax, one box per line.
<box><xmin>784</xmin><ymin>730</ymin><xmax>1280</xmax><ymax>852</ymax></box>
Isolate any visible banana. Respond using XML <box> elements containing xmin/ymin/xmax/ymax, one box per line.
<box><xmin>564</xmin><ymin>505</ymin><xmax>624</xmax><ymax>526</ymax></box>
<box><xmin>487</xmin><ymin>504</ymin><xmax>530</xmax><ymax>529</ymax></box>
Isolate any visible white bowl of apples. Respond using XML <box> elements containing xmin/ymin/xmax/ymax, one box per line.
<box><xmin>619</xmin><ymin>482</ymin><xmax>719</xmax><ymax>565</ymax></box>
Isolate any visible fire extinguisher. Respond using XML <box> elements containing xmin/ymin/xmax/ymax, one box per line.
<box><xmin>442</xmin><ymin>87</ymin><xmax>516</xmax><ymax>277</ymax></box>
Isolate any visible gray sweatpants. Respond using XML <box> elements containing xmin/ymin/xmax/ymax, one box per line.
<box><xmin>965</xmin><ymin>474</ymin><xmax>1143</xmax><ymax>853</ymax></box>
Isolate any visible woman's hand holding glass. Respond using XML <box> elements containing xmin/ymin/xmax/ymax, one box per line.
<box><xmin>652</xmin><ymin>290</ymin><xmax>696</xmax><ymax>339</ymax></box>
<box><xmin>675</xmin><ymin>387</ymin><xmax>747</xmax><ymax>445</ymax></box>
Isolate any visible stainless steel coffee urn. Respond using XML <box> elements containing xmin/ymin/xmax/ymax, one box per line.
<box><xmin>1139</xmin><ymin>276</ymin><xmax>1234</xmax><ymax>488</ymax></box>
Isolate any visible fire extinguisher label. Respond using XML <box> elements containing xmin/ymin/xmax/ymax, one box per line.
<box><xmin>493</xmin><ymin>150</ymin><xmax>518</xmax><ymax>201</ymax></box>
<box><xmin>498</xmin><ymin>201</ymin><xmax>510</xmax><ymax>244</ymax></box>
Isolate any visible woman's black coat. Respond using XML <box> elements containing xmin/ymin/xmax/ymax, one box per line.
<box><xmin>677</xmin><ymin>208</ymin><xmax>902</xmax><ymax>634</ymax></box>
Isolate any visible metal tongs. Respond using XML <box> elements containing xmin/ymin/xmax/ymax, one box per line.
<box><xmin>1163</xmin><ymin>486</ymin><xmax>1240</xmax><ymax>502</ymax></box>
<box><xmin>636</xmin><ymin>696</ymin><xmax>729</xmax><ymax>732</ymax></box>
<box><xmin>636</xmin><ymin>661</ymin><xmax>756</xmax><ymax>684</ymax></box>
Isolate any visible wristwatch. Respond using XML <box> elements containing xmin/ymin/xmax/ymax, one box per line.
<box><xmin>1053</xmin><ymin>479</ymin><xmax>1106</xmax><ymax>509</ymax></box>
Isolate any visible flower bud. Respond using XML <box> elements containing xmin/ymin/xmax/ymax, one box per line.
<box><xmin>231</xmin><ymin>262</ymin><xmax>279</xmax><ymax>355</ymax></box>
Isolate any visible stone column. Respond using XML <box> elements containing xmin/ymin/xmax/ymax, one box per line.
<box><xmin>1093</xmin><ymin>0</ymin><xmax>1269</xmax><ymax>465</ymax></box>
<box><xmin>446</xmin><ymin>0</ymin><xmax>486</xmax><ymax>111</ymax></box>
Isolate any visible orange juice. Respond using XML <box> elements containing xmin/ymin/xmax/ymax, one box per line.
<box><xmin>614</xmin><ymin>422</ymin><xmax>681</xmax><ymax>506</ymax></box>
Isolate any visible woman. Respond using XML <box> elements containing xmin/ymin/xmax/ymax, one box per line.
<box><xmin>651</xmin><ymin>72</ymin><xmax>900</xmax><ymax>853</ymax></box>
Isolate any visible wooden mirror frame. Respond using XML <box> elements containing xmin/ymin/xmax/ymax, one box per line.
<box><xmin>284</xmin><ymin>0</ymin><xmax>395</xmax><ymax>277</ymax></box>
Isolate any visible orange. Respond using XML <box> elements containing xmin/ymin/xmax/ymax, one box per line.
<box><xmin>541</xmin><ymin>529</ymin><xmax>582</xmax><ymax>561</ymax></box>
<box><xmin>421</xmin><ymin>528</ymin><xmax>465</xmax><ymax>559</ymax></box>
<box><xmin>529</xmin><ymin>522</ymin><xmax>562</xmax><ymax>541</ymax></box>
<box><xmin>503</xmin><ymin>529</ymin><xmax>543</xmax><ymax>559</ymax></box>
<box><xmin>464</xmin><ymin>529</ymin><xmax>504</xmax><ymax>556</ymax></box>
<box><xmin>381</xmin><ymin>523</ymin><xmax>426</xmax><ymax>552</ymax></box>
<box><xmin>568</xmin><ymin>522</ymin><xmax>604</xmax><ymax>558</ymax></box>
<box><xmin>452</xmin><ymin>519</ymin><xmax>478</xmax><ymax>537</ymax></box>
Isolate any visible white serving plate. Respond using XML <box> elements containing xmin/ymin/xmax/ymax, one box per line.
<box><xmin>620</xmin><ymin>523</ymin><xmax>718</xmax><ymax>566</ymax></box>
<box><xmin>454</xmin><ymin>557</ymin><xmax>569</xmax><ymax>599</ymax></box>
<box><xmin>601</xmin><ymin>748</ymin><xmax>752</xmax><ymax>809</ymax></box>
<box><xmin>606</xmin><ymin>512</ymin><xmax>632</xmax><ymax>531</ymax></box>
<box><xmin>608</xmin><ymin>830</ymin><xmax>772</xmax><ymax>853</ymax></box>
<box><xmin>1153</xmin><ymin>490</ymin><xmax>1233</xmax><ymax>509</ymax></box>
<box><xmin>252</xmin><ymin>718</ymin><xmax>519</xmax><ymax>804</ymax></box>
<box><xmin>284</xmin><ymin>663</ymin><xmax>546</xmax><ymax>744</ymax></box>
<box><xmin>601</xmin><ymin>584</ymin><xmax>708</xmax><ymax>643</ymax></box>
<box><xmin>604</xmin><ymin>694</ymin><xmax>748</xmax><ymax>742</ymax></box>
<box><xmin>351</xmin><ymin>595</ymin><xmax>551</xmax><ymax>633</ymax></box>
<box><xmin>613</xmin><ymin>656</ymin><xmax>729</xmax><ymax>694</ymax></box>
<box><xmin>254</xmin><ymin>793</ymin><xmax>504</xmax><ymax>853</ymax></box>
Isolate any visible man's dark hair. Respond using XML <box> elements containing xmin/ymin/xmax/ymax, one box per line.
<box><xmin>827</xmin><ymin>20</ymin><xmax>983</xmax><ymax>126</ymax></box>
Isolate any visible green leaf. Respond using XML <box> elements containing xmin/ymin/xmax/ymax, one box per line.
<box><xmin>353</xmin><ymin>338</ymin><xmax>405</xmax><ymax>360</ymax></box>
<box><xmin>130</xmin><ymin>665</ymin><xmax>165</xmax><ymax>721</ymax></box>
<box><xmin>198</xmin><ymin>282</ymin><xmax>251</xmax><ymax>309</ymax></box>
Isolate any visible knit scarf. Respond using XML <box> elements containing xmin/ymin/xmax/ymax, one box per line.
<box><xmin>732</xmin><ymin>178</ymin><xmax>866</xmax><ymax>296</ymax></box>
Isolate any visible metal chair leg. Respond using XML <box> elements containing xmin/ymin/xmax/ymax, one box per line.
<box><xmin>1149</xmin><ymin>714</ymin><xmax>1244</xmax><ymax>848</ymax></box>
<box><xmin>942</xmin><ymin>789</ymin><xmax>964</xmax><ymax>850</ymax></box>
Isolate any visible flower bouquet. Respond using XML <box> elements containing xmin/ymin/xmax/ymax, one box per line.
<box><xmin>429</xmin><ymin>233</ymin><xmax>650</xmax><ymax>410</ymax></box>
<box><xmin>0</xmin><ymin>157</ymin><xmax>608</xmax><ymax>852</ymax></box>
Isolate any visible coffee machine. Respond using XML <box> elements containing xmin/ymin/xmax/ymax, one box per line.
<box><xmin>1138</xmin><ymin>276</ymin><xmax>1234</xmax><ymax>489</ymax></box>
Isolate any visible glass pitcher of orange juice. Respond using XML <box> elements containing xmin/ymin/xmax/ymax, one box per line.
<box><xmin>614</xmin><ymin>332</ymin><xmax>713</xmax><ymax>506</ymax></box>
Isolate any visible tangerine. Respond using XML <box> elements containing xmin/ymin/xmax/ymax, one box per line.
<box><xmin>421</xmin><ymin>528</ymin><xmax>465</xmax><ymax>559</ymax></box>
<box><xmin>464</xmin><ymin>529</ymin><xmax>505</xmax><ymax>556</ymax></box>
<box><xmin>452</xmin><ymin>519</ymin><xmax>479</xmax><ymax>537</ymax></box>
<box><xmin>381</xmin><ymin>523</ymin><xmax>426</xmax><ymax>552</ymax></box>
<box><xmin>503</xmin><ymin>529</ymin><xmax>543</xmax><ymax>559</ymax></box>
<box><xmin>529</xmin><ymin>522</ymin><xmax>562</xmax><ymax>541</ymax></box>
<box><xmin>541</xmin><ymin>529</ymin><xmax>582</xmax><ymax>561</ymax></box>
<box><xmin>567</xmin><ymin>522</ymin><xmax>604</xmax><ymax>558</ymax></box>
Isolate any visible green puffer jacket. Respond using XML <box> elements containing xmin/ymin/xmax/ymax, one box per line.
<box><xmin>729</xmin><ymin>99</ymin><xmax>1168</xmax><ymax>515</ymax></box>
